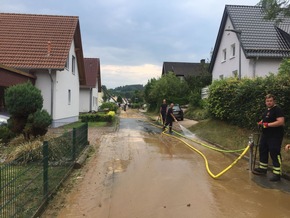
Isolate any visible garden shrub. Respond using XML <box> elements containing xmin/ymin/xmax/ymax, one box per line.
<box><xmin>99</xmin><ymin>102</ymin><xmax>118</xmax><ymax>113</ymax></box>
<box><xmin>0</xmin><ymin>125</ymin><xmax>16</xmax><ymax>144</ymax></box>
<box><xmin>207</xmin><ymin>74</ymin><xmax>290</xmax><ymax>131</ymax></box>
<box><xmin>80</xmin><ymin>111</ymin><xmax>116</xmax><ymax>122</ymax></box>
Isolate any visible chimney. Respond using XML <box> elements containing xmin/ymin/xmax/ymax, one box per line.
<box><xmin>47</xmin><ymin>41</ymin><xmax>51</xmax><ymax>56</ymax></box>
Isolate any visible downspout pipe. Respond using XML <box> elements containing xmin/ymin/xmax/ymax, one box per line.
<box><xmin>48</xmin><ymin>69</ymin><xmax>54</xmax><ymax>119</ymax></box>
<box><xmin>90</xmin><ymin>88</ymin><xmax>92</xmax><ymax>112</ymax></box>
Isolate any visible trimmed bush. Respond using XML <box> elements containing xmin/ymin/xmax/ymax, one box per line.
<box><xmin>80</xmin><ymin>111</ymin><xmax>116</xmax><ymax>122</ymax></box>
<box><xmin>99</xmin><ymin>102</ymin><xmax>118</xmax><ymax>113</ymax></box>
<box><xmin>207</xmin><ymin>74</ymin><xmax>290</xmax><ymax>132</ymax></box>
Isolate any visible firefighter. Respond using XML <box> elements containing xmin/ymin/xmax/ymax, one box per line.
<box><xmin>252</xmin><ymin>94</ymin><xmax>285</xmax><ymax>182</ymax></box>
<box><xmin>160</xmin><ymin>99</ymin><xmax>167</xmax><ymax>125</ymax></box>
<box><xmin>162</xmin><ymin>103</ymin><xmax>177</xmax><ymax>134</ymax></box>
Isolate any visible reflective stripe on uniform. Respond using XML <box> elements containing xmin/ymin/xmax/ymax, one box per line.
<box><xmin>259</xmin><ymin>162</ymin><xmax>268</xmax><ymax>169</ymax></box>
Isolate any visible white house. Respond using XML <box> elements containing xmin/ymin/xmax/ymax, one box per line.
<box><xmin>209</xmin><ymin>5</ymin><xmax>290</xmax><ymax>80</ymax></box>
<box><xmin>79</xmin><ymin>58</ymin><xmax>101</xmax><ymax>113</ymax></box>
<box><xmin>0</xmin><ymin>13</ymin><xmax>86</xmax><ymax>127</ymax></box>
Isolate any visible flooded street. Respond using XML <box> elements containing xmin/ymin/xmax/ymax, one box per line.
<box><xmin>43</xmin><ymin>109</ymin><xmax>290</xmax><ymax>218</ymax></box>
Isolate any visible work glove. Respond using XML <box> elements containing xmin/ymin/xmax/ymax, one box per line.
<box><xmin>258</xmin><ymin>121</ymin><xmax>268</xmax><ymax>128</ymax></box>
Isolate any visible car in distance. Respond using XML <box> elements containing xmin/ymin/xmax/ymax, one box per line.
<box><xmin>0</xmin><ymin>114</ymin><xmax>9</xmax><ymax>126</ymax></box>
<box><xmin>172</xmin><ymin>104</ymin><xmax>184</xmax><ymax>121</ymax></box>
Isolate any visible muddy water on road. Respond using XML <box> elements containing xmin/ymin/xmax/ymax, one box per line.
<box><xmin>52</xmin><ymin>110</ymin><xmax>290</xmax><ymax>218</ymax></box>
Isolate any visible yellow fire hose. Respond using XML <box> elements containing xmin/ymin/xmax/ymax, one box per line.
<box><xmin>150</xmin><ymin>120</ymin><xmax>250</xmax><ymax>179</ymax></box>
<box><xmin>163</xmin><ymin>130</ymin><xmax>250</xmax><ymax>179</ymax></box>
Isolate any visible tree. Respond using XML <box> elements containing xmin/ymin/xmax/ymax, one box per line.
<box><xmin>5</xmin><ymin>82</ymin><xmax>52</xmax><ymax>140</ymax></box>
<box><xmin>144</xmin><ymin>73</ymin><xmax>189</xmax><ymax>111</ymax></box>
<box><xmin>258</xmin><ymin>0</ymin><xmax>290</xmax><ymax>22</ymax></box>
<box><xmin>117</xmin><ymin>96</ymin><xmax>123</xmax><ymax>103</ymax></box>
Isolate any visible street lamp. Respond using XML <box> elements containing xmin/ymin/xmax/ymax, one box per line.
<box><xmin>225</xmin><ymin>29</ymin><xmax>242</xmax><ymax>80</ymax></box>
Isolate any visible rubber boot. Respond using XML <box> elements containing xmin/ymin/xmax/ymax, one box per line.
<box><xmin>252</xmin><ymin>167</ymin><xmax>267</xmax><ymax>176</ymax></box>
<box><xmin>269</xmin><ymin>174</ymin><xmax>280</xmax><ymax>182</ymax></box>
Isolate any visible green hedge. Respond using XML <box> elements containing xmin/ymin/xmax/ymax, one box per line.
<box><xmin>79</xmin><ymin>111</ymin><xmax>116</xmax><ymax>123</ymax></box>
<box><xmin>207</xmin><ymin>74</ymin><xmax>290</xmax><ymax>132</ymax></box>
<box><xmin>99</xmin><ymin>102</ymin><xmax>118</xmax><ymax>113</ymax></box>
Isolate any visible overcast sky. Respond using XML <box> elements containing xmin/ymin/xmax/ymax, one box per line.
<box><xmin>1</xmin><ymin>0</ymin><xmax>257</xmax><ymax>88</ymax></box>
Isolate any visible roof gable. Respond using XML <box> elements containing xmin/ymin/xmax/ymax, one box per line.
<box><xmin>209</xmin><ymin>5</ymin><xmax>290</xmax><ymax>72</ymax></box>
<box><xmin>0</xmin><ymin>13</ymin><xmax>86</xmax><ymax>84</ymax></box>
<box><xmin>82</xmin><ymin>58</ymin><xmax>101</xmax><ymax>92</ymax></box>
<box><xmin>162</xmin><ymin>61</ymin><xmax>208</xmax><ymax>77</ymax></box>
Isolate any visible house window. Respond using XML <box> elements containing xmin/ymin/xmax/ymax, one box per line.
<box><xmin>68</xmin><ymin>89</ymin><xmax>71</xmax><ymax>105</ymax></box>
<box><xmin>219</xmin><ymin>74</ymin><xmax>224</xmax><ymax>80</ymax></box>
<box><xmin>232</xmin><ymin>70</ymin><xmax>238</xmax><ymax>78</ymax></box>
<box><xmin>72</xmin><ymin>55</ymin><xmax>76</xmax><ymax>75</ymax></box>
<box><xmin>65</xmin><ymin>56</ymin><xmax>69</xmax><ymax>69</ymax></box>
<box><xmin>231</xmin><ymin>44</ymin><xmax>236</xmax><ymax>57</ymax></box>
<box><xmin>223</xmin><ymin>49</ymin><xmax>226</xmax><ymax>61</ymax></box>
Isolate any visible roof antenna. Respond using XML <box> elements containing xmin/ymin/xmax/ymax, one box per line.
<box><xmin>47</xmin><ymin>41</ymin><xmax>51</xmax><ymax>56</ymax></box>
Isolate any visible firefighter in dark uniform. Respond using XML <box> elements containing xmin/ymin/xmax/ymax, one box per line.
<box><xmin>253</xmin><ymin>94</ymin><xmax>285</xmax><ymax>182</ymax></box>
<box><xmin>160</xmin><ymin>99</ymin><xmax>167</xmax><ymax>125</ymax></box>
<box><xmin>162</xmin><ymin>103</ymin><xmax>177</xmax><ymax>134</ymax></box>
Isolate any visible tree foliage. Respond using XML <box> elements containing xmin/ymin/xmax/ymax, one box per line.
<box><xmin>5</xmin><ymin>82</ymin><xmax>43</xmax><ymax>117</ymax></box>
<box><xmin>258</xmin><ymin>0</ymin><xmax>290</xmax><ymax>22</ymax></box>
<box><xmin>144</xmin><ymin>73</ymin><xmax>189</xmax><ymax>111</ymax></box>
<box><xmin>5</xmin><ymin>82</ymin><xmax>52</xmax><ymax>140</ymax></box>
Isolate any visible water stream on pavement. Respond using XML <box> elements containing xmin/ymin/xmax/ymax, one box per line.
<box><xmin>178</xmin><ymin>123</ymin><xmax>195</xmax><ymax>138</ymax></box>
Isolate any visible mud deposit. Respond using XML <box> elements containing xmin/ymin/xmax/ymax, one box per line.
<box><xmin>41</xmin><ymin>109</ymin><xmax>290</xmax><ymax>218</ymax></box>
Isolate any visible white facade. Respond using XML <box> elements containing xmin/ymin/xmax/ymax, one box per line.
<box><xmin>212</xmin><ymin>18</ymin><xmax>282</xmax><ymax>81</ymax></box>
<box><xmin>79</xmin><ymin>85</ymin><xmax>99</xmax><ymax>113</ymax></box>
<box><xmin>35</xmin><ymin>41</ymin><xmax>80</xmax><ymax>127</ymax></box>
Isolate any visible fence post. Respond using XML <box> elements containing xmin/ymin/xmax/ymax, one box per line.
<box><xmin>85</xmin><ymin>122</ymin><xmax>88</xmax><ymax>145</ymax></box>
<box><xmin>43</xmin><ymin>141</ymin><xmax>49</xmax><ymax>199</ymax></box>
<box><xmin>72</xmin><ymin>128</ymin><xmax>76</xmax><ymax>160</ymax></box>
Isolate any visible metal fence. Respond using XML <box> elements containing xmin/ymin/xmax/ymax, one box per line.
<box><xmin>0</xmin><ymin>123</ymin><xmax>88</xmax><ymax>218</ymax></box>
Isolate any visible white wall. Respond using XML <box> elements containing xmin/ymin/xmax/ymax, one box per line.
<box><xmin>79</xmin><ymin>88</ymin><xmax>91</xmax><ymax>112</ymax></box>
<box><xmin>212</xmin><ymin>17</ymin><xmax>282</xmax><ymax>81</ymax></box>
<box><xmin>79</xmin><ymin>81</ymin><xmax>99</xmax><ymax>113</ymax></box>
<box><xmin>53</xmin><ymin>42</ymin><xmax>80</xmax><ymax>126</ymax></box>
<box><xmin>34</xmin><ymin>70</ymin><xmax>55</xmax><ymax>116</ymax></box>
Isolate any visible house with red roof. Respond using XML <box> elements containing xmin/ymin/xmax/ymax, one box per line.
<box><xmin>0</xmin><ymin>13</ymin><xmax>86</xmax><ymax>127</ymax></box>
<box><xmin>80</xmin><ymin>58</ymin><xmax>102</xmax><ymax>113</ymax></box>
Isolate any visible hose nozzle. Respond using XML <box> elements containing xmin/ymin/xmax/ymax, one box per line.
<box><xmin>248</xmin><ymin>134</ymin><xmax>254</xmax><ymax>148</ymax></box>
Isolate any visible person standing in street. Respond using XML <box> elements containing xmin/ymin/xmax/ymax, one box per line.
<box><xmin>162</xmin><ymin>103</ymin><xmax>177</xmax><ymax>134</ymax></box>
<box><xmin>160</xmin><ymin>99</ymin><xmax>167</xmax><ymax>125</ymax></box>
<box><xmin>253</xmin><ymin>94</ymin><xmax>285</xmax><ymax>182</ymax></box>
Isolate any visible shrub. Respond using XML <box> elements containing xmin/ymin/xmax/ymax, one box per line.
<box><xmin>79</xmin><ymin>111</ymin><xmax>116</xmax><ymax>122</ymax></box>
<box><xmin>0</xmin><ymin>125</ymin><xmax>16</xmax><ymax>144</ymax></box>
<box><xmin>4</xmin><ymin>82</ymin><xmax>52</xmax><ymax>140</ymax></box>
<box><xmin>207</xmin><ymin>75</ymin><xmax>290</xmax><ymax>131</ymax></box>
<box><xmin>99</xmin><ymin>102</ymin><xmax>118</xmax><ymax>113</ymax></box>
<box><xmin>5</xmin><ymin>82</ymin><xmax>43</xmax><ymax>117</ymax></box>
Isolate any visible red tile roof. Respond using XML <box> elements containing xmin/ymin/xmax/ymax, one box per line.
<box><xmin>82</xmin><ymin>58</ymin><xmax>101</xmax><ymax>92</ymax></box>
<box><xmin>0</xmin><ymin>13</ymin><xmax>85</xmax><ymax>84</ymax></box>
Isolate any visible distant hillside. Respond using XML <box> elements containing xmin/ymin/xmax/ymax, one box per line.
<box><xmin>108</xmin><ymin>84</ymin><xmax>144</xmax><ymax>102</ymax></box>
<box><xmin>112</xmin><ymin>84</ymin><xmax>144</xmax><ymax>93</ymax></box>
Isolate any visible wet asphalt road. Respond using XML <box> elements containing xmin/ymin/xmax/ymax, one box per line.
<box><xmin>46</xmin><ymin>109</ymin><xmax>290</xmax><ymax>218</ymax></box>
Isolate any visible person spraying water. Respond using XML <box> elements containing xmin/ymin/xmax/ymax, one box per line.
<box><xmin>163</xmin><ymin>103</ymin><xmax>178</xmax><ymax>134</ymax></box>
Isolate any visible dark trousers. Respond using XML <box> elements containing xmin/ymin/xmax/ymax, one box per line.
<box><xmin>161</xmin><ymin>112</ymin><xmax>166</xmax><ymax>124</ymax></box>
<box><xmin>164</xmin><ymin>119</ymin><xmax>173</xmax><ymax>131</ymax></box>
<box><xmin>259</xmin><ymin>135</ymin><xmax>282</xmax><ymax>170</ymax></box>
